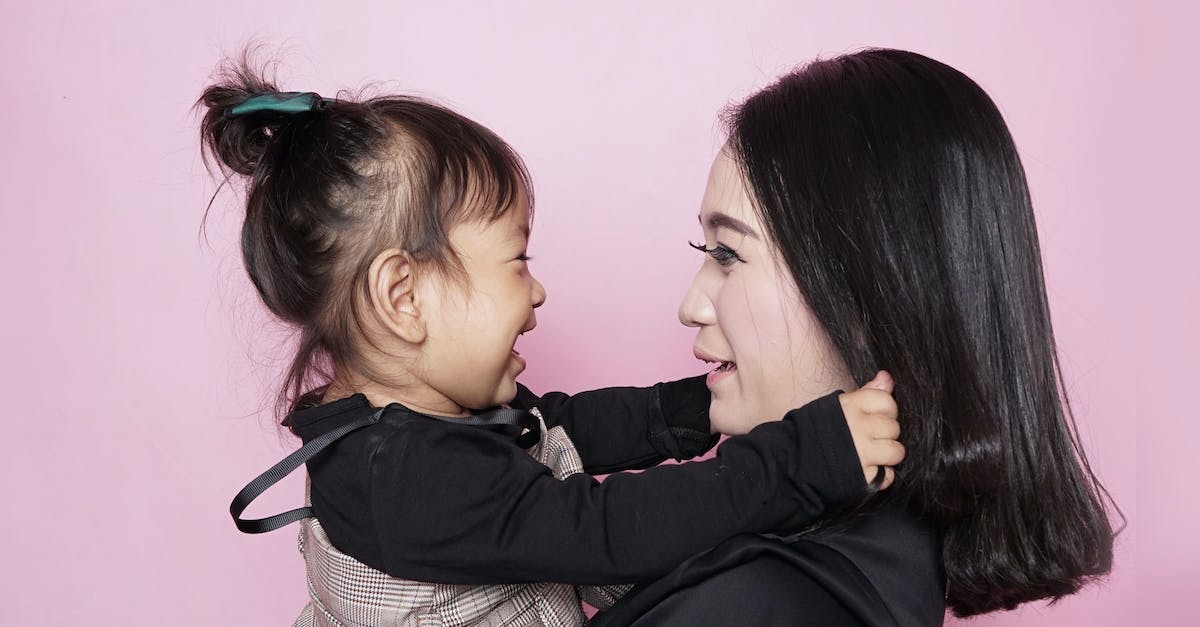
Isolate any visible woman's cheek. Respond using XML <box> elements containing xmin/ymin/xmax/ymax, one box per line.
<box><xmin>745</xmin><ymin>279</ymin><xmax>805</xmax><ymax>418</ymax></box>
<box><xmin>712</xmin><ymin>280</ymin><xmax>785</xmax><ymax>431</ymax></box>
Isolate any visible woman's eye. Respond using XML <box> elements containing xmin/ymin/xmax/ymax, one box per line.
<box><xmin>688</xmin><ymin>241</ymin><xmax>743</xmax><ymax>267</ymax></box>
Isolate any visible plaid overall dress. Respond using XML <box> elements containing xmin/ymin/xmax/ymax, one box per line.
<box><xmin>293</xmin><ymin>408</ymin><xmax>632</xmax><ymax>626</ymax></box>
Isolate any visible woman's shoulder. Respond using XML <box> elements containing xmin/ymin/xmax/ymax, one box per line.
<box><xmin>615</xmin><ymin>552</ymin><xmax>868</xmax><ymax>626</ymax></box>
<box><xmin>799</xmin><ymin>498</ymin><xmax>946</xmax><ymax>626</ymax></box>
<box><xmin>595</xmin><ymin>499</ymin><xmax>945</xmax><ymax>627</ymax></box>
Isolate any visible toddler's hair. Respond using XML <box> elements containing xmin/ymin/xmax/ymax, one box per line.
<box><xmin>198</xmin><ymin>55</ymin><xmax>532</xmax><ymax>417</ymax></box>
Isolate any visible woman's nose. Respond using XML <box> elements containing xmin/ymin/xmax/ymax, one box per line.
<box><xmin>678</xmin><ymin>277</ymin><xmax>716</xmax><ymax>328</ymax></box>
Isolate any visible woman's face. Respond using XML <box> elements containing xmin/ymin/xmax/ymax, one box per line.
<box><xmin>679</xmin><ymin>151</ymin><xmax>852</xmax><ymax>434</ymax></box>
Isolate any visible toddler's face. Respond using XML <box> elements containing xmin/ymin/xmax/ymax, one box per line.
<box><xmin>678</xmin><ymin>151</ymin><xmax>851</xmax><ymax>433</ymax></box>
<box><xmin>419</xmin><ymin>198</ymin><xmax>546</xmax><ymax>410</ymax></box>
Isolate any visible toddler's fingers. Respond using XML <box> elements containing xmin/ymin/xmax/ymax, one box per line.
<box><xmin>863</xmin><ymin>389</ymin><xmax>898</xmax><ymax>417</ymax></box>
<box><xmin>843</xmin><ymin>388</ymin><xmax>896</xmax><ymax>416</ymax></box>
<box><xmin>877</xmin><ymin>466</ymin><xmax>896</xmax><ymax>491</ymax></box>
<box><xmin>872</xmin><ymin>415</ymin><xmax>901</xmax><ymax>440</ymax></box>
<box><xmin>862</xmin><ymin>370</ymin><xmax>894</xmax><ymax>394</ymax></box>
<box><xmin>838</xmin><ymin>389</ymin><xmax>895</xmax><ymax>422</ymax></box>
<box><xmin>874</xmin><ymin>440</ymin><xmax>906</xmax><ymax>467</ymax></box>
<box><xmin>862</xmin><ymin>440</ymin><xmax>905</xmax><ymax>470</ymax></box>
<box><xmin>864</xmin><ymin>465</ymin><xmax>898</xmax><ymax>491</ymax></box>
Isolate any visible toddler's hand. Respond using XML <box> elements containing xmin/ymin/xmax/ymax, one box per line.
<box><xmin>838</xmin><ymin>371</ymin><xmax>904</xmax><ymax>491</ymax></box>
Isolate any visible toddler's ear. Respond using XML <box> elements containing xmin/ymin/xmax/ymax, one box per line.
<box><xmin>368</xmin><ymin>248</ymin><xmax>426</xmax><ymax>344</ymax></box>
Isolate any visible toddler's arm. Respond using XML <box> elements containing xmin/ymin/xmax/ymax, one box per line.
<box><xmin>511</xmin><ymin>376</ymin><xmax>714</xmax><ymax>474</ymax></box>
<box><xmin>314</xmin><ymin>390</ymin><xmax>898</xmax><ymax>586</ymax></box>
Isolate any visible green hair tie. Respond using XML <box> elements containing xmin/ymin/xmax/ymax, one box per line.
<box><xmin>225</xmin><ymin>91</ymin><xmax>332</xmax><ymax>118</ymax></box>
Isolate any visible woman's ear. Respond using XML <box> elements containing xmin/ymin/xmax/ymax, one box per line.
<box><xmin>367</xmin><ymin>248</ymin><xmax>426</xmax><ymax>344</ymax></box>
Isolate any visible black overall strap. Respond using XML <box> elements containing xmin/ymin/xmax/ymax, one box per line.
<box><xmin>229</xmin><ymin>405</ymin><xmax>540</xmax><ymax>534</ymax></box>
<box><xmin>458</xmin><ymin>407</ymin><xmax>542</xmax><ymax>449</ymax></box>
<box><xmin>230</xmin><ymin>409</ymin><xmax>383</xmax><ymax>534</ymax></box>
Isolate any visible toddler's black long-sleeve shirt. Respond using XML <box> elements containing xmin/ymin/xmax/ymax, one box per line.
<box><xmin>289</xmin><ymin>377</ymin><xmax>865</xmax><ymax>586</ymax></box>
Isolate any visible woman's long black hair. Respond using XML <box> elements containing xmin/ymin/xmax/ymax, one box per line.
<box><xmin>725</xmin><ymin>48</ymin><xmax>1116</xmax><ymax>616</ymax></box>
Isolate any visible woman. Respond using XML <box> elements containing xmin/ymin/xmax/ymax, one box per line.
<box><xmin>594</xmin><ymin>48</ymin><xmax>1116</xmax><ymax>625</ymax></box>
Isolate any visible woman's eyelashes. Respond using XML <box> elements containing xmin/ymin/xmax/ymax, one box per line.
<box><xmin>688</xmin><ymin>240</ymin><xmax>745</xmax><ymax>267</ymax></box>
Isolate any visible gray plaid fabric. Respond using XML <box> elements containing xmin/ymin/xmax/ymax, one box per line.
<box><xmin>294</xmin><ymin>408</ymin><xmax>633</xmax><ymax>626</ymax></box>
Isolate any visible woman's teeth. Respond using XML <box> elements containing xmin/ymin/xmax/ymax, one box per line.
<box><xmin>714</xmin><ymin>361</ymin><xmax>736</xmax><ymax>372</ymax></box>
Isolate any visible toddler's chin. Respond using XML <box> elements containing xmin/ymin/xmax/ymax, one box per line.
<box><xmin>494</xmin><ymin>379</ymin><xmax>519</xmax><ymax>407</ymax></box>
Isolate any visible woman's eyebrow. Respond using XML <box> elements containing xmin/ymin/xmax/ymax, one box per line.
<box><xmin>700</xmin><ymin>211</ymin><xmax>760</xmax><ymax>239</ymax></box>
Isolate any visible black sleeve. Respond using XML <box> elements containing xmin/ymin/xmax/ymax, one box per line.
<box><xmin>368</xmin><ymin>391</ymin><xmax>864</xmax><ymax>585</ymax></box>
<box><xmin>512</xmin><ymin>376</ymin><xmax>716</xmax><ymax>474</ymax></box>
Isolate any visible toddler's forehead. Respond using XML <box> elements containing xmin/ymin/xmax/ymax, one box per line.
<box><xmin>452</xmin><ymin>202</ymin><xmax>532</xmax><ymax>243</ymax></box>
<box><xmin>490</xmin><ymin>195</ymin><xmax>534</xmax><ymax>237</ymax></box>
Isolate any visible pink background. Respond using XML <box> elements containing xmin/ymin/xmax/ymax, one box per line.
<box><xmin>1</xmin><ymin>1</ymin><xmax>1191</xmax><ymax>624</ymax></box>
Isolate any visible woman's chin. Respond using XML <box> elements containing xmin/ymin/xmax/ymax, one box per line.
<box><xmin>709</xmin><ymin>400</ymin><xmax>759</xmax><ymax>436</ymax></box>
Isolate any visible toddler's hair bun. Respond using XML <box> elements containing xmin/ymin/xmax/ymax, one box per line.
<box><xmin>198</xmin><ymin>61</ymin><xmax>290</xmax><ymax>177</ymax></box>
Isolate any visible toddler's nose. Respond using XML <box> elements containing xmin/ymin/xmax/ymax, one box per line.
<box><xmin>531</xmin><ymin>276</ymin><xmax>547</xmax><ymax>308</ymax></box>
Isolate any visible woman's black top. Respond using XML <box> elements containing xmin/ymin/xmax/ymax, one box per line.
<box><xmin>591</xmin><ymin>496</ymin><xmax>945</xmax><ymax>626</ymax></box>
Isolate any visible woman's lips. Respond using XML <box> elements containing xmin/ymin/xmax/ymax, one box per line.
<box><xmin>694</xmin><ymin>347</ymin><xmax>736</xmax><ymax>388</ymax></box>
<box><xmin>705</xmin><ymin>361</ymin><xmax>737</xmax><ymax>387</ymax></box>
